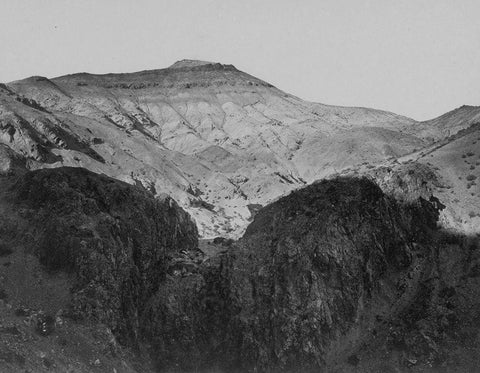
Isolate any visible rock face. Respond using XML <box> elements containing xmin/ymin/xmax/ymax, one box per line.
<box><xmin>1</xmin><ymin>167</ymin><xmax>198</xmax><ymax>347</ymax></box>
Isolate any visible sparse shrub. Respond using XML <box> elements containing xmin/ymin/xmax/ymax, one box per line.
<box><xmin>190</xmin><ymin>199</ymin><xmax>215</xmax><ymax>211</ymax></box>
<box><xmin>466</xmin><ymin>174</ymin><xmax>477</xmax><ymax>181</ymax></box>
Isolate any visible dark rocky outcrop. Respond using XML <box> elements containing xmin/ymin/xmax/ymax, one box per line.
<box><xmin>1</xmin><ymin>169</ymin><xmax>479</xmax><ymax>372</ymax></box>
<box><xmin>207</xmin><ymin>177</ymin><xmax>441</xmax><ymax>372</ymax></box>
<box><xmin>2</xmin><ymin>167</ymin><xmax>198</xmax><ymax>348</ymax></box>
<box><xmin>204</xmin><ymin>176</ymin><xmax>479</xmax><ymax>373</ymax></box>
<box><xmin>135</xmin><ymin>177</ymin><xmax>446</xmax><ymax>372</ymax></box>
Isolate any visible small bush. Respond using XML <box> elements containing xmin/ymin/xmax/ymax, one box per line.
<box><xmin>466</xmin><ymin>174</ymin><xmax>477</xmax><ymax>181</ymax></box>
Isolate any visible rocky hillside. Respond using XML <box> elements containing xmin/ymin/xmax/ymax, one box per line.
<box><xmin>216</xmin><ymin>177</ymin><xmax>441</xmax><ymax>372</ymax></box>
<box><xmin>414</xmin><ymin>105</ymin><xmax>480</xmax><ymax>141</ymax></box>
<box><xmin>408</xmin><ymin>123</ymin><xmax>480</xmax><ymax>235</ymax></box>
<box><xmin>1</xmin><ymin>166</ymin><xmax>478</xmax><ymax>372</ymax></box>
<box><xmin>355</xmin><ymin>122</ymin><xmax>480</xmax><ymax>236</ymax></box>
<box><xmin>0</xmin><ymin>167</ymin><xmax>198</xmax><ymax>372</ymax></box>
<box><xmin>175</xmin><ymin>177</ymin><xmax>479</xmax><ymax>372</ymax></box>
<box><xmin>5</xmin><ymin>60</ymin><xmax>469</xmax><ymax>237</ymax></box>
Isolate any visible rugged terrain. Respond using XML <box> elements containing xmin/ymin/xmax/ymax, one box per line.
<box><xmin>4</xmin><ymin>60</ymin><xmax>478</xmax><ymax>237</ymax></box>
<box><xmin>1</xmin><ymin>169</ymin><xmax>478</xmax><ymax>372</ymax></box>
<box><xmin>0</xmin><ymin>166</ymin><xmax>200</xmax><ymax>372</ymax></box>
<box><xmin>0</xmin><ymin>60</ymin><xmax>480</xmax><ymax>372</ymax></box>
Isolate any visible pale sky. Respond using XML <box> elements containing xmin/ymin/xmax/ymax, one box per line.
<box><xmin>1</xmin><ymin>0</ymin><xmax>479</xmax><ymax>120</ymax></box>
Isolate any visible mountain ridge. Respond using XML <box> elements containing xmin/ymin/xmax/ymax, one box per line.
<box><xmin>1</xmin><ymin>59</ymin><xmax>479</xmax><ymax>237</ymax></box>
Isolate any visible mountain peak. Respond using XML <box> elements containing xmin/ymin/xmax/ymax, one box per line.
<box><xmin>168</xmin><ymin>59</ymin><xmax>238</xmax><ymax>71</ymax></box>
<box><xmin>169</xmin><ymin>59</ymin><xmax>215</xmax><ymax>69</ymax></box>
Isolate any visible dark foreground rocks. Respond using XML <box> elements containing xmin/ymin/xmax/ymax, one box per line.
<box><xmin>0</xmin><ymin>167</ymin><xmax>198</xmax><ymax>371</ymax></box>
<box><xmin>201</xmin><ymin>177</ymin><xmax>442</xmax><ymax>372</ymax></box>
<box><xmin>0</xmin><ymin>168</ymin><xmax>479</xmax><ymax>372</ymax></box>
<box><xmin>163</xmin><ymin>177</ymin><xmax>480</xmax><ymax>373</ymax></box>
<box><xmin>13</xmin><ymin>167</ymin><xmax>198</xmax><ymax>343</ymax></box>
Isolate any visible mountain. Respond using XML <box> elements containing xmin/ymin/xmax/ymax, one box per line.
<box><xmin>2</xmin><ymin>60</ymin><xmax>448</xmax><ymax>238</ymax></box>
<box><xmin>1</xmin><ymin>60</ymin><xmax>479</xmax><ymax>238</ymax></box>
<box><xmin>1</xmin><ymin>60</ymin><xmax>480</xmax><ymax>372</ymax></box>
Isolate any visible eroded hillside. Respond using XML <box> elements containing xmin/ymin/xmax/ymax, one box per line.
<box><xmin>3</xmin><ymin>60</ymin><xmax>462</xmax><ymax>237</ymax></box>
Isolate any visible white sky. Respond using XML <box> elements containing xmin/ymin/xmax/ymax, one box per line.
<box><xmin>1</xmin><ymin>0</ymin><xmax>479</xmax><ymax>120</ymax></box>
